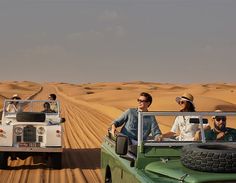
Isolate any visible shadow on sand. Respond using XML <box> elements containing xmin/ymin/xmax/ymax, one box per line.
<box><xmin>6</xmin><ymin>148</ymin><xmax>101</xmax><ymax>170</ymax></box>
<box><xmin>62</xmin><ymin>148</ymin><xmax>101</xmax><ymax>169</ymax></box>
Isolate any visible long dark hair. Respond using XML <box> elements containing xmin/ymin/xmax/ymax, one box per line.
<box><xmin>180</xmin><ymin>101</ymin><xmax>195</xmax><ymax>112</ymax></box>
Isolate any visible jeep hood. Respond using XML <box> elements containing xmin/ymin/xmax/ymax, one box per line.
<box><xmin>145</xmin><ymin>159</ymin><xmax>236</xmax><ymax>183</ymax></box>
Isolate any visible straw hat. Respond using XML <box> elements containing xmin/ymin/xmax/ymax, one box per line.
<box><xmin>176</xmin><ymin>93</ymin><xmax>194</xmax><ymax>105</ymax></box>
<box><xmin>12</xmin><ymin>94</ymin><xmax>21</xmax><ymax>99</ymax></box>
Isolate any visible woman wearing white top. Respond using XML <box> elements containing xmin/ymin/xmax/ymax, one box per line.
<box><xmin>163</xmin><ymin>93</ymin><xmax>209</xmax><ymax>141</ymax></box>
<box><xmin>6</xmin><ymin>94</ymin><xmax>21</xmax><ymax>113</ymax></box>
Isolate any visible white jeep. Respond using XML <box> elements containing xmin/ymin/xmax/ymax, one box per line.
<box><xmin>0</xmin><ymin>99</ymin><xmax>65</xmax><ymax>169</ymax></box>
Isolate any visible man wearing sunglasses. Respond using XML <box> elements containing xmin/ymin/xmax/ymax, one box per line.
<box><xmin>205</xmin><ymin>110</ymin><xmax>236</xmax><ymax>141</ymax></box>
<box><xmin>110</xmin><ymin>92</ymin><xmax>162</xmax><ymax>144</ymax></box>
<box><xmin>48</xmin><ymin>93</ymin><xmax>58</xmax><ymax>112</ymax></box>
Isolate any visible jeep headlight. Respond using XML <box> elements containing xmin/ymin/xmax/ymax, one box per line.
<box><xmin>37</xmin><ymin>127</ymin><xmax>45</xmax><ymax>135</ymax></box>
<box><xmin>14</xmin><ymin>127</ymin><xmax>23</xmax><ymax>135</ymax></box>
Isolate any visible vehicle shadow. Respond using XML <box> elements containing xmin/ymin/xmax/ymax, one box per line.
<box><xmin>6</xmin><ymin>148</ymin><xmax>101</xmax><ymax>170</ymax></box>
<box><xmin>62</xmin><ymin>148</ymin><xmax>101</xmax><ymax>169</ymax></box>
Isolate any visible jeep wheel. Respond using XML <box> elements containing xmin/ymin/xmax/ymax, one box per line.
<box><xmin>105</xmin><ymin>166</ymin><xmax>112</xmax><ymax>183</ymax></box>
<box><xmin>16</xmin><ymin>112</ymin><xmax>46</xmax><ymax>122</ymax></box>
<box><xmin>48</xmin><ymin>152</ymin><xmax>62</xmax><ymax>169</ymax></box>
<box><xmin>0</xmin><ymin>153</ymin><xmax>8</xmax><ymax>169</ymax></box>
<box><xmin>181</xmin><ymin>144</ymin><xmax>236</xmax><ymax>173</ymax></box>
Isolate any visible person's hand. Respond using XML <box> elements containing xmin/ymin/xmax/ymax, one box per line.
<box><xmin>111</xmin><ymin>125</ymin><xmax>117</xmax><ymax>137</ymax></box>
<box><xmin>155</xmin><ymin>135</ymin><xmax>163</xmax><ymax>142</ymax></box>
<box><xmin>194</xmin><ymin>130</ymin><xmax>201</xmax><ymax>141</ymax></box>
<box><xmin>216</xmin><ymin>132</ymin><xmax>225</xmax><ymax>140</ymax></box>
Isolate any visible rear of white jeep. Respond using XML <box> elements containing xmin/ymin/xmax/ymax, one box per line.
<box><xmin>0</xmin><ymin>100</ymin><xmax>65</xmax><ymax>169</ymax></box>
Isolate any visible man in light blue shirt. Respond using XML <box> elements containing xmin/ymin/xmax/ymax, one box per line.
<box><xmin>111</xmin><ymin>92</ymin><xmax>162</xmax><ymax>143</ymax></box>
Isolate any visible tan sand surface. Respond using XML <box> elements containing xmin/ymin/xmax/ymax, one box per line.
<box><xmin>1</xmin><ymin>81</ymin><xmax>236</xmax><ymax>182</ymax></box>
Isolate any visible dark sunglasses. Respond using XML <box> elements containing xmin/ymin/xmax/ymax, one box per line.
<box><xmin>137</xmin><ymin>99</ymin><xmax>148</xmax><ymax>103</ymax></box>
<box><xmin>179</xmin><ymin>100</ymin><xmax>186</xmax><ymax>105</ymax></box>
<box><xmin>215</xmin><ymin>116</ymin><xmax>226</xmax><ymax>122</ymax></box>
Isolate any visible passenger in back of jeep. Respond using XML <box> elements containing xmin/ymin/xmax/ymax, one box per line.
<box><xmin>205</xmin><ymin>110</ymin><xmax>236</xmax><ymax>141</ymax></box>
<box><xmin>48</xmin><ymin>93</ymin><xmax>58</xmax><ymax>112</ymax></box>
<box><xmin>162</xmin><ymin>93</ymin><xmax>210</xmax><ymax>141</ymax></box>
<box><xmin>41</xmin><ymin>102</ymin><xmax>56</xmax><ymax>113</ymax></box>
<box><xmin>6</xmin><ymin>94</ymin><xmax>22</xmax><ymax>113</ymax></box>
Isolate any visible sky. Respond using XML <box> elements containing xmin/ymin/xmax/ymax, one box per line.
<box><xmin>0</xmin><ymin>0</ymin><xmax>236</xmax><ymax>84</ymax></box>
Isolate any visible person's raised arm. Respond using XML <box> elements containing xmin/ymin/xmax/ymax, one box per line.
<box><xmin>110</xmin><ymin>109</ymin><xmax>130</xmax><ymax>136</ymax></box>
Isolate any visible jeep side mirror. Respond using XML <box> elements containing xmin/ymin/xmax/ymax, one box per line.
<box><xmin>115</xmin><ymin>135</ymin><xmax>128</xmax><ymax>155</ymax></box>
<box><xmin>60</xmin><ymin>118</ymin><xmax>66</xmax><ymax>123</ymax></box>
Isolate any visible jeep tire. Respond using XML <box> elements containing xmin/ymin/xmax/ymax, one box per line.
<box><xmin>105</xmin><ymin>166</ymin><xmax>112</xmax><ymax>183</ymax></box>
<box><xmin>47</xmin><ymin>152</ymin><xmax>62</xmax><ymax>169</ymax></box>
<box><xmin>0</xmin><ymin>153</ymin><xmax>8</xmax><ymax>169</ymax></box>
<box><xmin>16</xmin><ymin>112</ymin><xmax>46</xmax><ymax>122</ymax></box>
<box><xmin>181</xmin><ymin>144</ymin><xmax>236</xmax><ymax>173</ymax></box>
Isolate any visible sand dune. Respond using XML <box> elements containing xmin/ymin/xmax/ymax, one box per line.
<box><xmin>0</xmin><ymin>81</ymin><xmax>236</xmax><ymax>183</ymax></box>
<box><xmin>0</xmin><ymin>81</ymin><xmax>41</xmax><ymax>109</ymax></box>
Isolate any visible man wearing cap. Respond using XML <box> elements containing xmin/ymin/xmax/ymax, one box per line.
<box><xmin>204</xmin><ymin>110</ymin><xmax>236</xmax><ymax>141</ymax></box>
<box><xmin>163</xmin><ymin>93</ymin><xmax>209</xmax><ymax>141</ymax></box>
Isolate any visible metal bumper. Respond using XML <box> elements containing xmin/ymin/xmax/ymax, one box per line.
<box><xmin>0</xmin><ymin>146</ymin><xmax>63</xmax><ymax>152</ymax></box>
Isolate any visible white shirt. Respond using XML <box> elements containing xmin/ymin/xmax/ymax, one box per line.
<box><xmin>6</xmin><ymin>104</ymin><xmax>17</xmax><ymax>113</ymax></box>
<box><xmin>49</xmin><ymin>101</ymin><xmax>58</xmax><ymax>112</ymax></box>
<box><xmin>171</xmin><ymin>116</ymin><xmax>199</xmax><ymax>141</ymax></box>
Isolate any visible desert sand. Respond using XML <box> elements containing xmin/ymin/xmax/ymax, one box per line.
<box><xmin>1</xmin><ymin>81</ymin><xmax>236</xmax><ymax>183</ymax></box>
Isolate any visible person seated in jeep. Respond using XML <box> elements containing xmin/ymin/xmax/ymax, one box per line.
<box><xmin>204</xmin><ymin>110</ymin><xmax>236</xmax><ymax>141</ymax></box>
<box><xmin>110</xmin><ymin>92</ymin><xmax>162</xmax><ymax>144</ymax></box>
<box><xmin>162</xmin><ymin>93</ymin><xmax>210</xmax><ymax>141</ymax></box>
<box><xmin>41</xmin><ymin>102</ymin><xmax>56</xmax><ymax>113</ymax></box>
<box><xmin>48</xmin><ymin>93</ymin><xmax>58</xmax><ymax>112</ymax></box>
<box><xmin>6</xmin><ymin>94</ymin><xmax>22</xmax><ymax>113</ymax></box>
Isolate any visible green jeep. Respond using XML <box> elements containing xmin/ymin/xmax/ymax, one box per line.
<box><xmin>101</xmin><ymin>111</ymin><xmax>236</xmax><ymax>183</ymax></box>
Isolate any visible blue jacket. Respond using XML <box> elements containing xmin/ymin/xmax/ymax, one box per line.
<box><xmin>113</xmin><ymin>108</ymin><xmax>162</xmax><ymax>140</ymax></box>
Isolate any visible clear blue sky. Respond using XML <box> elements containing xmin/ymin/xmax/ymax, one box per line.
<box><xmin>0</xmin><ymin>0</ymin><xmax>236</xmax><ymax>83</ymax></box>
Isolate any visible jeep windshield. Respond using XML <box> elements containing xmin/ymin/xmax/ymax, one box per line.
<box><xmin>138</xmin><ymin>111</ymin><xmax>236</xmax><ymax>146</ymax></box>
<box><xmin>3</xmin><ymin>100</ymin><xmax>59</xmax><ymax>114</ymax></box>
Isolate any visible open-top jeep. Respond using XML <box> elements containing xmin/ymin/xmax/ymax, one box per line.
<box><xmin>0</xmin><ymin>99</ymin><xmax>65</xmax><ymax>169</ymax></box>
<box><xmin>101</xmin><ymin>111</ymin><xmax>236</xmax><ymax>183</ymax></box>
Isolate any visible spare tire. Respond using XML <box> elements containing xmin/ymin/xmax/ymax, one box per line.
<box><xmin>181</xmin><ymin>144</ymin><xmax>236</xmax><ymax>173</ymax></box>
<box><xmin>16</xmin><ymin>112</ymin><xmax>46</xmax><ymax>122</ymax></box>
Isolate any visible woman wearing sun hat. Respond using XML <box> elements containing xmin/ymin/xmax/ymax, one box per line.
<box><xmin>6</xmin><ymin>94</ymin><xmax>22</xmax><ymax>112</ymax></box>
<box><xmin>163</xmin><ymin>93</ymin><xmax>207</xmax><ymax>141</ymax></box>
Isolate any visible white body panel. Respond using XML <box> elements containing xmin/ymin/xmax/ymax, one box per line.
<box><xmin>45</xmin><ymin>125</ymin><xmax>62</xmax><ymax>146</ymax></box>
<box><xmin>0</xmin><ymin>125</ymin><xmax>13</xmax><ymax>146</ymax></box>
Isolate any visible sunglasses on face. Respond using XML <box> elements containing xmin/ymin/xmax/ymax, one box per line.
<box><xmin>179</xmin><ymin>100</ymin><xmax>186</xmax><ymax>105</ymax></box>
<box><xmin>137</xmin><ymin>99</ymin><xmax>148</xmax><ymax>103</ymax></box>
<box><xmin>215</xmin><ymin>116</ymin><xmax>226</xmax><ymax>122</ymax></box>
